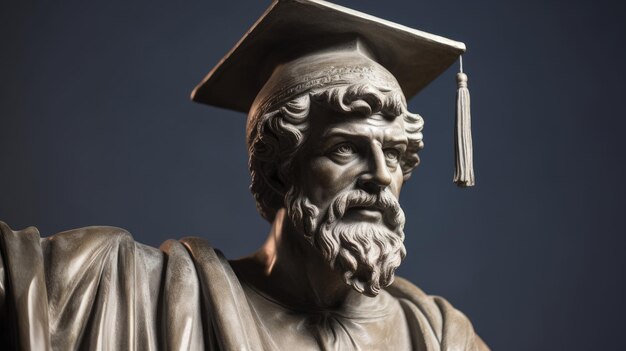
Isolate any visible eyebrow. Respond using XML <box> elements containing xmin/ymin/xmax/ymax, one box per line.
<box><xmin>322</xmin><ymin>127</ymin><xmax>408</xmax><ymax>145</ymax></box>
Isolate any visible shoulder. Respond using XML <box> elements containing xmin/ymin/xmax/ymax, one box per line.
<box><xmin>41</xmin><ymin>224</ymin><xmax>140</xmax><ymax>257</ymax></box>
<box><xmin>386</xmin><ymin>276</ymin><xmax>490</xmax><ymax>351</ymax></box>
<box><xmin>0</xmin><ymin>220</ymin><xmax>162</xmax><ymax>259</ymax></box>
<box><xmin>0</xmin><ymin>220</ymin><xmax>135</xmax><ymax>249</ymax></box>
<box><xmin>0</xmin><ymin>221</ymin><xmax>165</xmax><ymax>302</ymax></box>
<box><xmin>46</xmin><ymin>224</ymin><xmax>134</xmax><ymax>244</ymax></box>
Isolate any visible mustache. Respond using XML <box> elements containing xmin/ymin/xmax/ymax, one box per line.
<box><xmin>326</xmin><ymin>189</ymin><xmax>405</xmax><ymax>231</ymax></box>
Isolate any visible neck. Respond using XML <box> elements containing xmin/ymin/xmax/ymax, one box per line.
<box><xmin>232</xmin><ymin>208</ymin><xmax>371</xmax><ymax>310</ymax></box>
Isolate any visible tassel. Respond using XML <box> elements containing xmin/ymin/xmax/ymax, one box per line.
<box><xmin>454</xmin><ymin>56</ymin><xmax>475</xmax><ymax>187</ymax></box>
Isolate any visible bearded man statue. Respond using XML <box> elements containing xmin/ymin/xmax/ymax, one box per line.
<box><xmin>0</xmin><ymin>0</ymin><xmax>488</xmax><ymax>350</ymax></box>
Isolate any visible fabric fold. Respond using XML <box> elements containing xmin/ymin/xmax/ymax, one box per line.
<box><xmin>181</xmin><ymin>237</ymin><xmax>263</xmax><ymax>351</ymax></box>
<box><xmin>0</xmin><ymin>222</ymin><xmax>51</xmax><ymax>351</ymax></box>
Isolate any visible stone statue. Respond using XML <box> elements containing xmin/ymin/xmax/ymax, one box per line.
<box><xmin>0</xmin><ymin>1</ymin><xmax>488</xmax><ymax>350</ymax></box>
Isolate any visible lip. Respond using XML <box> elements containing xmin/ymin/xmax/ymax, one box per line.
<box><xmin>344</xmin><ymin>207</ymin><xmax>383</xmax><ymax>222</ymax></box>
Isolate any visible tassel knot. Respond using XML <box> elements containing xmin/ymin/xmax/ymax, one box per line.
<box><xmin>457</xmin><ymin>72</ymin><xmax>468</xmax><ymax>88</ymax></box>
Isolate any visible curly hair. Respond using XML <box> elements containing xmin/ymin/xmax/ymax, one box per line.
<box><xmin>247</xmin><ymin>83</ymin><xmax>424</xmax><ymax>222</ymax></box>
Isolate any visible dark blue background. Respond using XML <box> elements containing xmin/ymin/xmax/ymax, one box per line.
<box><xmin>2</xmin><ymin>0</ymin><xmax>625</xmax><ymax>349</ymax></box>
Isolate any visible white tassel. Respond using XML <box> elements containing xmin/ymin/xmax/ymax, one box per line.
<box><xmin>454</xmin><ymin>57</ymin><xmax>475</xmax><ymax>187</ymax></box>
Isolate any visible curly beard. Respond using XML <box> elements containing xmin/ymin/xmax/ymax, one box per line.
<box><xmin>286</xmin><ymin>187</ymin><xmax>407</xmax><ymax>297</ymax></box>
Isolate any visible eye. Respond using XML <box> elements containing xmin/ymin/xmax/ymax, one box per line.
<box><xmin>332</xmin><ymin>142</ymin><xmax>356</xmax><ymax>156</ymax></box>
<box><xmin>384</xmin><ymin>148</ymin><xmax>401</xmax><ymax>161</ymax></box>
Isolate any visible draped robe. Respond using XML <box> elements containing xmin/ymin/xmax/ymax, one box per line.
<box><xmin>0</xmin><ymin>222</ymin><xmax>488</xmax><ymax>350</ymax></box>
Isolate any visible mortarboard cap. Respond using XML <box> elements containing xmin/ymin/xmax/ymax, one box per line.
<box><xmin>191</xmin><ymin>0</ymin><xmax>475</xmax><ymax>187</ymax></box>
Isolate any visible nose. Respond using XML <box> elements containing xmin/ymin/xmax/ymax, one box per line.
<box><xmin>358</xmin><ymin>145</ymin><xmax>392</xmax><ymax>192</ymax></box>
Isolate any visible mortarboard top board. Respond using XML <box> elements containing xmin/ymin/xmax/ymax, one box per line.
<box><xmin>191</xmin><ymin>0</ymin><xmax>466</xmax><ymax>113</ymax></box>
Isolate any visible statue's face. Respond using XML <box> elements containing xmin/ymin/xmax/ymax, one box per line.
<box><xmin>286</xmin><ymin>101</ymin><xmax>408</xmax><ymax>296</ymax></box>
<box><xmin>296</xmin><ymin>103</ymin><xmax>407</xmax><ymax>224</ymax></box>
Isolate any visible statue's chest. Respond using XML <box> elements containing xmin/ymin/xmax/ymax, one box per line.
<box><xmin>243</xmin><ymin>287</ymin><xmax>412</xmax><ymax>350</ymax></box>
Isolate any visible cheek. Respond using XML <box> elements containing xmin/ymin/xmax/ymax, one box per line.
<box><xmin>300</xmin><ymin>157</ymin><xmax>359</xmax><ymax>206</ymax></box>
<box><xmin>389</xmin><ymin>167</ymin><xmax>404</xmax><ymax>198</ymax></box>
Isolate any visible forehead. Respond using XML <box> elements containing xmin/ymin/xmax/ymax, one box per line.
<box><xmin>308</xmin><ymin>104</ymin><xmax>407</xmax><ymax>144</ymax></box>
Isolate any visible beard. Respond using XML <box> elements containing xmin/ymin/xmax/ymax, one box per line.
<box><xmin>286</xmin><ymin>187</ymin><xmax>407</xmax><ymax>297</ymax></box>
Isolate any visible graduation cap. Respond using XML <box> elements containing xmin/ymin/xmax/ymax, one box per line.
<box><xmin>191</xmin><ymin>0</ymin><xmax>474</xmax><ymax>187</ymax></box>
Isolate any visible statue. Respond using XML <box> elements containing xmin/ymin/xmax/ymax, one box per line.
<box><xmin>0</xmin><ymin>1</ymin><xmax>488</xmax><ymax>350</ymax></box>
